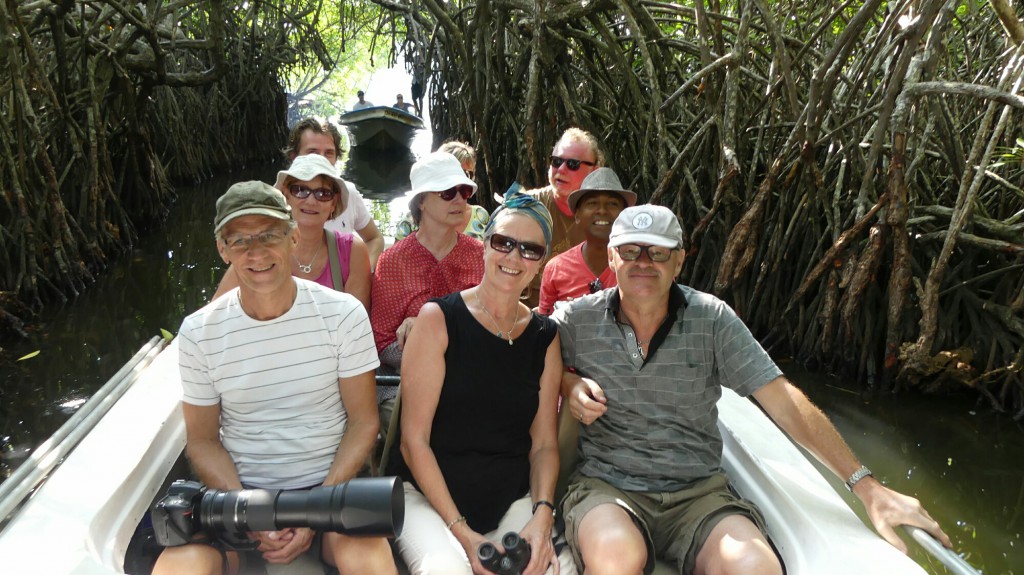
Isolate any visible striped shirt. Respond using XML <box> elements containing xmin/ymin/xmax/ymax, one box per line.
<box><xmin>178</xmin><ymin>279</ymin><xmax>380</xmax><ymax>489</ymax></box>
<box><xmin>552</xmin><ymin>284</ymin><xmax>781</xmax><ymax>492</ymax></box>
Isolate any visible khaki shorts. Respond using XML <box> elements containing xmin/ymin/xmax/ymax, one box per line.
<box><xmin>561</xmin><ymin>473</ymin><xmax>767</xmax><ymax>574</ymax></box>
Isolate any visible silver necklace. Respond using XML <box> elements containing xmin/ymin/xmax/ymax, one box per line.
<box><xmin>295</xmin><ymin>242</ymin><xmax>323</xmax><ymax>274</ymax></box>
<box><xmin>475</xmin><ymin>291</ymin><xmax>520</xmax><ymax>345</ymax></box>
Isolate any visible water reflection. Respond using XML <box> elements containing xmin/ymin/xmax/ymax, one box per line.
<box><xmin>342</xmin><ymin>146</ymin><xmax>416</xmax><ymax>200</ymax></box>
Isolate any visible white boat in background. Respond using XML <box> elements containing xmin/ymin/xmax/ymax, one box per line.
<box><xmin>338</xmin><ymin>106</ymin><xmax>424</xmax><ymax>150</ymax></box>
<box><xmin>0</xmin><ymin>339</ymin><xmax>974</xmax><ymax>574</ymax></box>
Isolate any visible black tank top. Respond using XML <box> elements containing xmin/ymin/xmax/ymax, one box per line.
<box><xmin>387</xmin><ymin>292</ymin><xmax>557</xmax><ymax>532</ymax></box>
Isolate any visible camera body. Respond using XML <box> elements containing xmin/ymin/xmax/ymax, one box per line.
<box><xmin>478</xmin><ymin>531</ymin><xmax>532</xmax><ymax>575</ymax></box>
<box><xmin>152</xmin><ymin>480</ymin><xmax>208</xmax><ymax>547</ymax></box>
<box><xmin>151</xmin><ymin>477</ymin><xmax>404</xmax><ymax>548</ymax></box>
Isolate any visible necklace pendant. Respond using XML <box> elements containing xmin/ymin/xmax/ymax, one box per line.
<box><xmin>508</xmin><ymin>337</ymin><xmax>513</xmax><ymax>346</ymax></box>
<box><xmin>298</xmin><ymin>263</ymin><xmax>312</xmax><ymax>274</ymax></box>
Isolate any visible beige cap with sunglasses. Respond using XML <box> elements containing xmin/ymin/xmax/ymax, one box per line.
<box><xmin>407</xmin><ymin>152</ymin><xmax>478</xmax><ymax>209</ymax></box>
<box><xmin>609</xmin><ymin>205</ymin><xmax>683</xmax><ymax>249</ymax></box>
<box><xmin>274</xmin><ymin>154</ymin><xmax>349</xmax><ymax>217</ymax></box>
<box><xmin>567</xmin><ymin>168</ymin><xmax>639</xmax><ymax>213</ymax></box>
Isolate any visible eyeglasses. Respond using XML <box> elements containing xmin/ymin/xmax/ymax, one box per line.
<box><xmin>489</xmin><ymin>233</ymin><xmax>546</xmax><ymax>261</ymax></box>
<box><xmin>588</xmin><ymin>278</ymin><xmax>603</xmax><ymax>293</ymax></box>
<box><xmin>550</xmin><ymin>156</ymin><xmax>596</xmax><ymax>171</ymax></box>
<box><xmin>288</xmin><ymin>184</ymin><xmax>336</xmax><ymax>202</ymax></box>
<box><xmin>436</xmin><ymin>184</ymin><xmax>475</xmax><ymax>201</ymax></box>
<box><xmin>221</xmin><ymin>229</ymin><xmax>290</xmax><ymax>254</ymax></box>
<box><xmin>614</xmin><ymin>244</ymin><xmax>677</xmax><ymax>263</ymax></box>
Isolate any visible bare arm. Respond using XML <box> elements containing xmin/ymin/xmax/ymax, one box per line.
<box><xmin>323</xmin><ymin>370</ymin><xmax>379</xmax><ymax>486</ymax></box>
<box><xmin>182</xmin><ymin>402</ymin><xmax>243</xmax><ymax>490</ymax></box>
<box><xmin>527</xmin><ymin>337</ymin><xmax>562</xmax><ymax>503</ymax></box>
<box><xmin>357</xmin><ymin>219</ymin><xmax>385</xmax><ymax>272</ymax></box>
<box><xmin>520</xmin><ymin>335</ymin><xmax>563</xmax><ymax>575</ymax></box>
<box><xmin>345</xmin><ymin>233</ymin><xmax>372</xmax><ymax>313</ymax></box>
<box><xmin>752</xmin><ymin>377</ymin><xmax>951</xmax><ymax>553</ymax></box>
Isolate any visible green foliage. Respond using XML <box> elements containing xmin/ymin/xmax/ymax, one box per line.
<box><xmin>283</xmin><ymin>1</ymin><xmax>399</xmax><ymax>122</ymax></box>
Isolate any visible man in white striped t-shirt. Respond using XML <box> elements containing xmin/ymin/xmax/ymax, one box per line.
<box><xmin>153</xmin><ymin>182</ymin><xmax>397</xmax><ymax>575</ymax></box>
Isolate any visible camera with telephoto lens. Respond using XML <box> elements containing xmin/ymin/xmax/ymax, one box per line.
<box><xmin>151</xmin><ymin>476</ymin><xmax>404</xmax><ymax>548</ymax></box>
<box><xmin>477</xmin><ymin>531</ymin><xmax>531</xmax><ymax>575</ymax></box>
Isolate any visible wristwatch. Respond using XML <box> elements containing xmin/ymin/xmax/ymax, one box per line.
<box><xmin>845</xmin><ymin>465</ymin><xmax>873</xmax><ymax>491</ymax></box>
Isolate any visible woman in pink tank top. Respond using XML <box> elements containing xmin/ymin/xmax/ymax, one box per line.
<box><xmin>211</xmin><ymin>154</ymin><xmax>371</xmax><ymax>311</ymax></box>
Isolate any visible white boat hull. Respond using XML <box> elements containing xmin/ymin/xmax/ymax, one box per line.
<box><xmin>0</xmin><ymin>341</ymin><xmax>185</xmax><ymax>575</ymax></box>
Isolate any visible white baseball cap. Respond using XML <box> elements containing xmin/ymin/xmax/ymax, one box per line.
<box><xmin>608</xmin><ymin>205</ymin><xmax>683</xmax><ymax>248</ymax></box>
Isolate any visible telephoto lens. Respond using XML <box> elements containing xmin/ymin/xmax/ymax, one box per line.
<box><xmin>200</xmin><ymin>476</ymin><xmax>404</xmax><ymax>537</ymax></box>
<box><xmin>153</xmin><ymin>476</ymin><xmax>405</xmax><ymax>547</ymax></box>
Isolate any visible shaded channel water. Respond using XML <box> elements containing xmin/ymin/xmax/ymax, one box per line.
<box><xmin>0</xmin><ymin>154</ymin><xmax>1021</xmax><ymax>573</ymax></box>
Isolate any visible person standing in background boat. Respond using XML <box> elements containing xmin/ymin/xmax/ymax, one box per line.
<box><xmin>411</xmin><ymin>61</ymin><xmax>425</xmax><ymax>117</ymax></box>
<box><xmin>554</xmin><ymin>205</ymin><xmax>952</xmax><ymax>574</ymax></box>
<box><xmin>388</xmin><ymin>188</ymin><xmax>574</xmax><ymax>575</ymax></box>
<box><xmin>283</xmin><ymin>117</ymin><xmax>386</xmax><ymax>270</ymax></box>
<box><xmin>371</xmin><ymin>152</ymin><xmax>484</xmax><ymax>432</ymax></box>
<box><xmin>537</xmin><ymin>167</ymin><xmax>635</xmax><ymax>315</ymax></box>
<box><xmin>154</xmin><ymin>181</ymin><xmax>396</xmax><ymax>575</ymax></box>
<box><xmin>353</xmin><ymin>90</ymin><xmax>374</xmax><ymax>110</ymax></box>
<box><xmin>524</xmin><ymin>127</ymin><xmax>604</xmax><ymax>308</ymax></box>
<box><xmin>393</xmin><ymin>93</ymin><xmax>415</xmax><ymax>114</ymax></box>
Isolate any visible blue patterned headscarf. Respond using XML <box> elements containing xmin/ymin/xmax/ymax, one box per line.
<box><xmin>485</xmin><ymin>183</ymin><xmax>553</xmax><ymax>256</ymax></box>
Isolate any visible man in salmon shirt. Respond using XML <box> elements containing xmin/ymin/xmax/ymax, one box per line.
<box><xmin>525</xmin><ymin>127</ymin><xmax>604</xmax><ymax>307</ymax></box>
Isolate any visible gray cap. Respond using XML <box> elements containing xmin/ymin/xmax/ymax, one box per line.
<box><xmin>214</xmin><ymin>181</ymin><xmax>292</xmax><ymax>234</ymax></box>
<box><xmin>608</xmin><ymin>205</ymin><xmax>683</xmax><ymax>248</ymax></box>
<box><xmin>567</xmin><ymin>168</ymin><xmax>638</xmax><ymax>213</ymax></box>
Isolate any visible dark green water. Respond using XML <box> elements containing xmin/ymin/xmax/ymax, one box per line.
<box><xmin>0</xmin><ymin>164</ymin><xmax>1021</xmax><ymax>573</ymax></box>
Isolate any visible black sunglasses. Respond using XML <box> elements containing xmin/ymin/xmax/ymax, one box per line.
<box><xmin>588</xmin><ymin>278</ymin><xmax>603</xmax><ymax>294</ymax></box>
<box><xmin>489</xmin><ymin>233</ymin><xmax>546</xmax><ymax>261</ymax></box>
<box><xmin>288</xmin><ymin>184</ymin><xmax>336</xmax><ymax>202</ymax></box>
<box><xmin>615</xmin><ymin>244</ymin><xmax>676</xmax><ymax>263</ymax></box>
<box><xmin>550</xmin><ymin>156</ymin><xmax>597</xmax><ymax>171</ymax></box>
<box><xmin>436</xmin><ymin>184</ymin><xmax>475</xmax><ymax>201</ymax></box>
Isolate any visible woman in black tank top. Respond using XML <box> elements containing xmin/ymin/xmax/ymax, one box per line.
<box><xmin>390</xmin><ymin>189</ymin><xmax>570</xmax><ymax>574</ymax></box>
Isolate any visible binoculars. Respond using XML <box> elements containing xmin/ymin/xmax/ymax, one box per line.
<box><xmin>477</xmin><ymin>531</ymin><xmax>532</xmax><ymax>575</ymax></box>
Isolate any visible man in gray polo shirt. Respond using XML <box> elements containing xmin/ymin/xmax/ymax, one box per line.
<box><xmin>553</xmin><ymin>205</ymin><xmax>950</xmax><ymax>574</ymax></box>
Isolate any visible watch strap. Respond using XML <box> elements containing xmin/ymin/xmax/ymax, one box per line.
<box><xmin>845</xmin><ymin>465</ymin><xmax>873</xmax><ymax>491</ymax></box>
